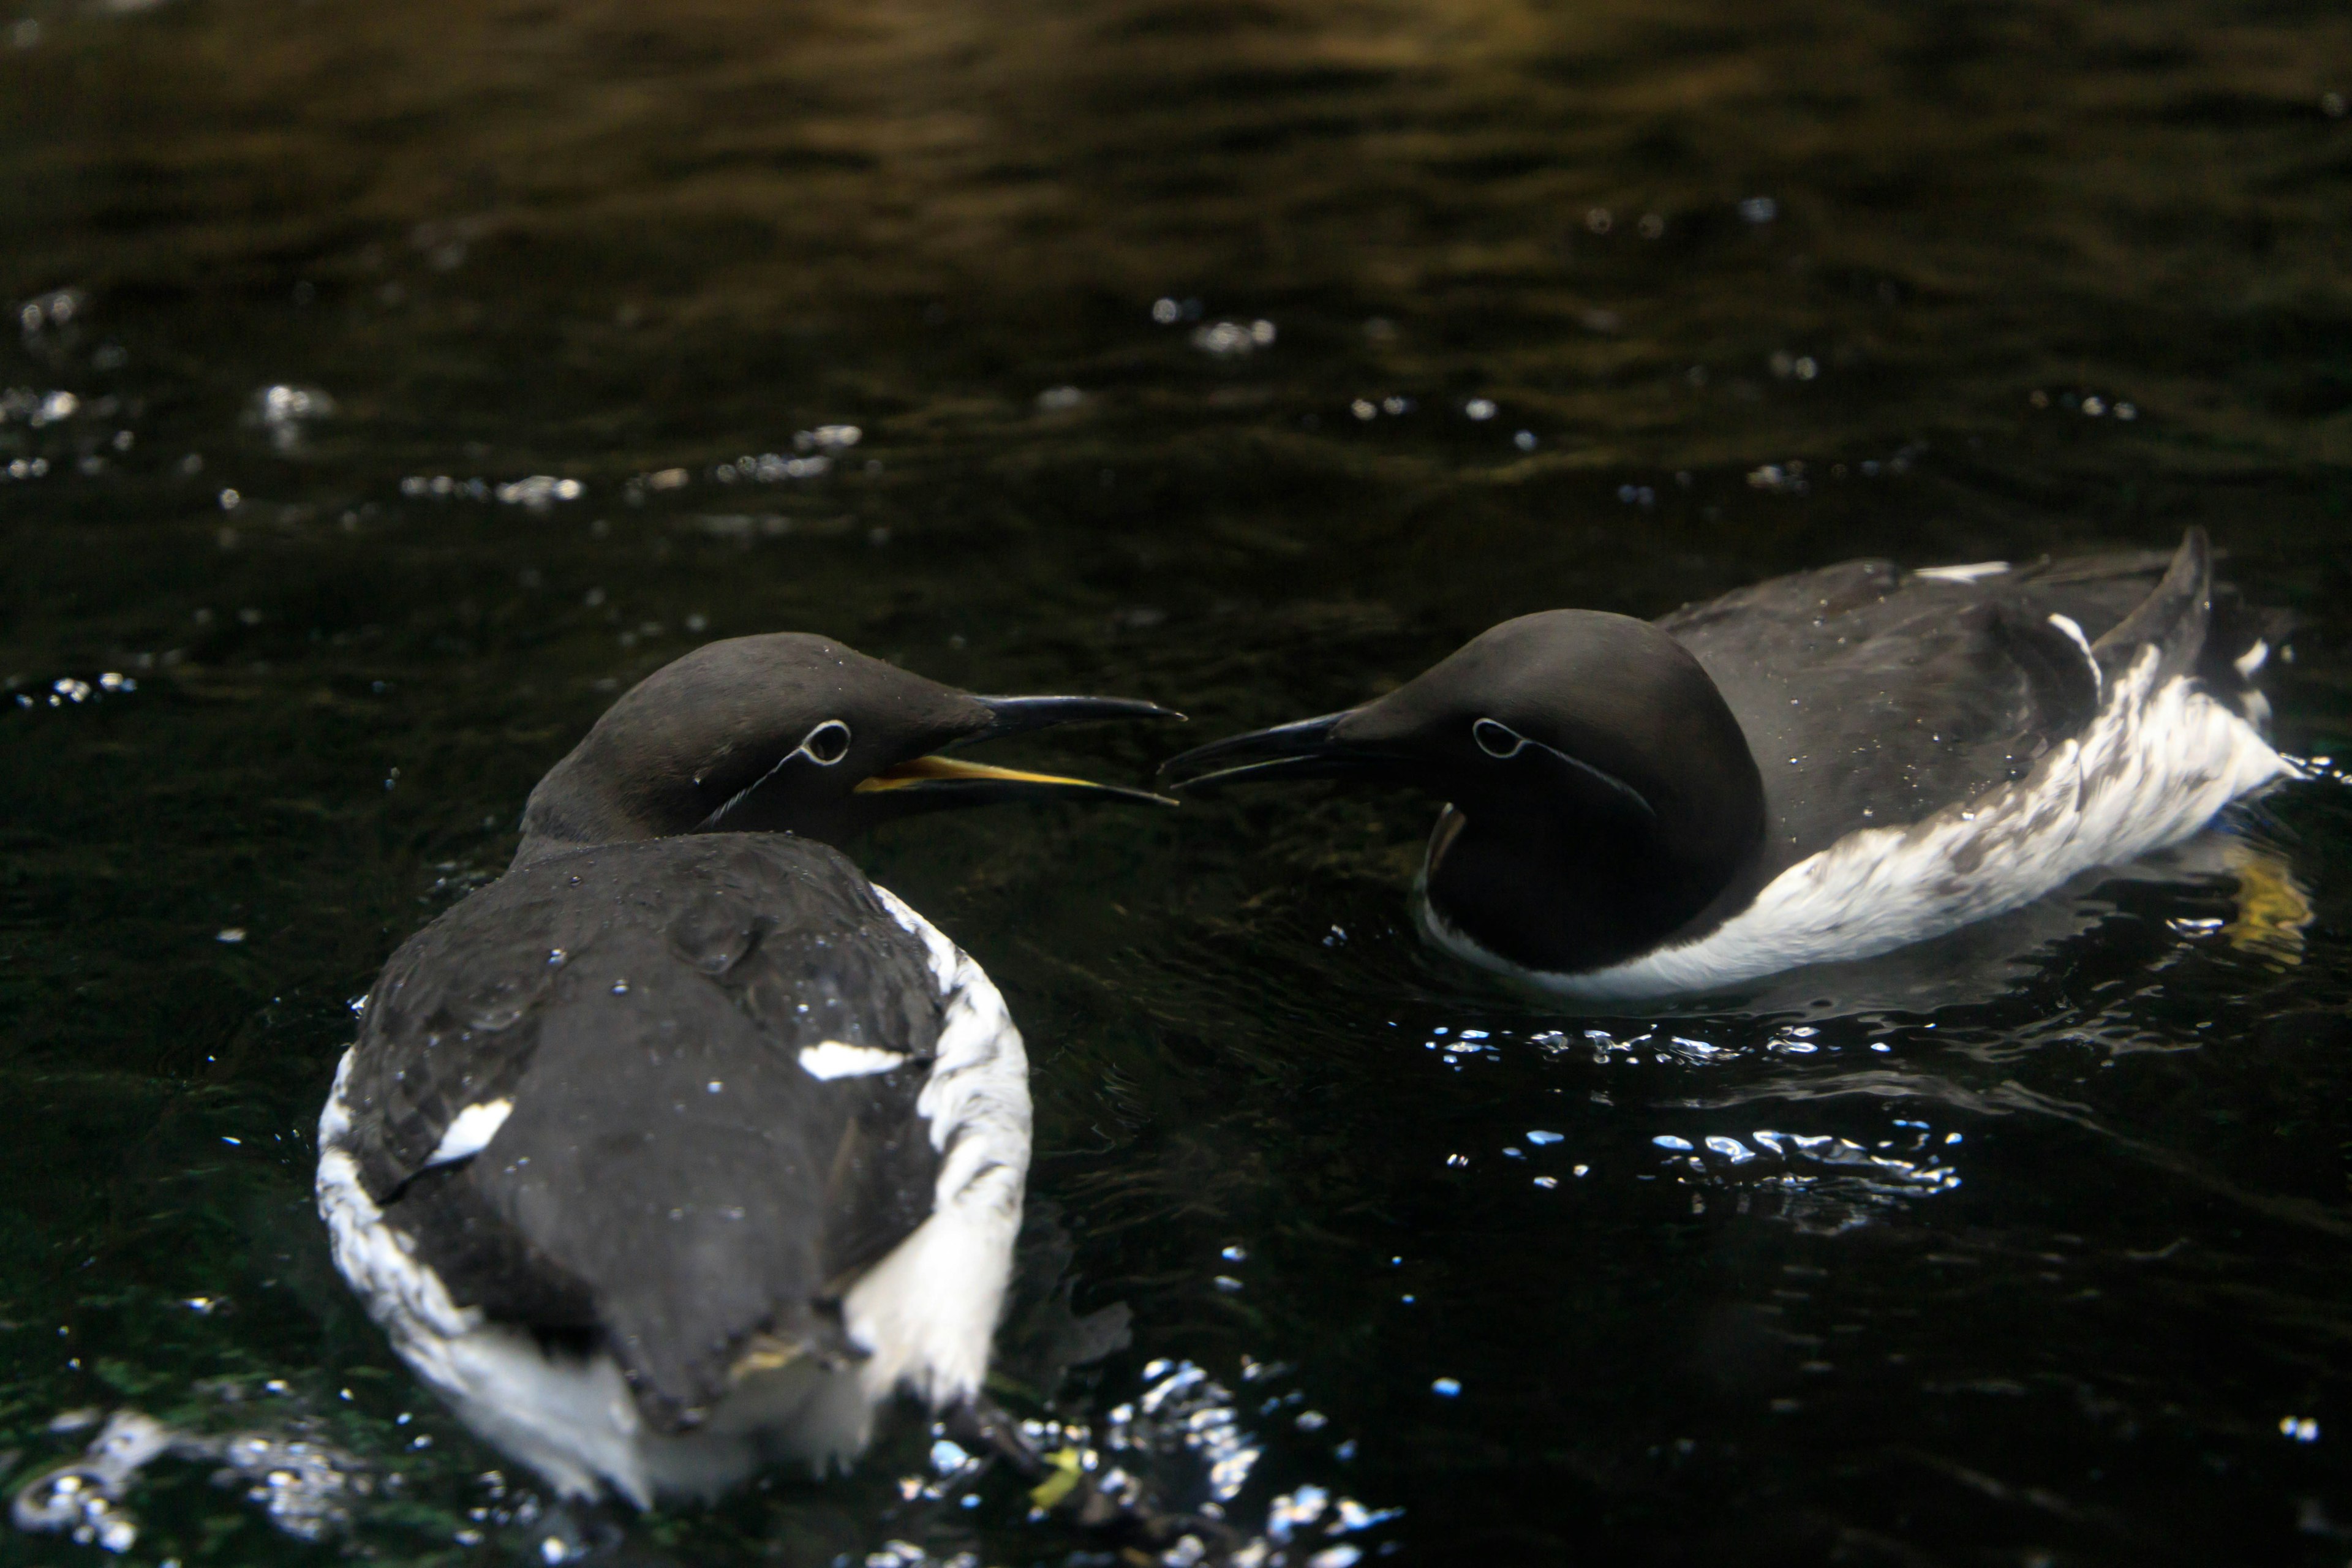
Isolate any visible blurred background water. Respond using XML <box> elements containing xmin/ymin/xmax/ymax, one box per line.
<box><xmin>2</xmin><ymin>0</ymin><xmax>2351</xmax><ymax>1562</ymax></box>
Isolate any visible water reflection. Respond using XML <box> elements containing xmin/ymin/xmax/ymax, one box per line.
<box><xmin>12</xmin><ymin>1401</ymin><xmax>371</xmax><ymax>1555</ymax></box>
<box><xmin>3</xmin><ymin>0</ymin><xmax>2351</xmax><ymax>1560</ymax></box>
<box><xmin>1649</xmin><ymin>1120</ymin><xmax>1966</xmax><ymax>1233</ymax></box>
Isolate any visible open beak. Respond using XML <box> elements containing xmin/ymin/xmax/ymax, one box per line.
<box><xmin>1157</xmin><ymin>712</ymin><xmax>1408</xmax><ymax>791</ymax></box>
<box><xmin>856</xmin><ymin>694</ymin><xmax>1183</xmax><ymax>807</ymax></box>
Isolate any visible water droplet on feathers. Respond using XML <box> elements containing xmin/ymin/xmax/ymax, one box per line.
<box><xmin>669</xmin><ymin>895</ymin><xmax>762</xmax><ymax>974</ymax></box>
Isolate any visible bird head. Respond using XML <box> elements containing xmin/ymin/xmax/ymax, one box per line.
<box><xmin>519</xmin><ymin>633</ymin><xmax>1178</xmax><ymax>861</ymax></box>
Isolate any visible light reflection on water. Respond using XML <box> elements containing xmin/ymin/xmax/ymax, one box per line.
<box><xmin>2</xmin><ymin>0</ymin><xmax>2351</xmax><ymax>1562</ymax></box>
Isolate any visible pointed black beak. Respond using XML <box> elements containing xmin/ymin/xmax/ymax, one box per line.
<box><xmin>1158</xmin><ymin>712</ymin><xmax>1409</xmax><ymax>791</ymax></box>
<box><xmin>855</xmin><ymin>693</ymin><xmax>1183</xmax><ymax>810</ymax></box>
<box><xmin>965</xmin><ymin>694</ymin><xmax>1183</xmax><ymax>743</ymax></box>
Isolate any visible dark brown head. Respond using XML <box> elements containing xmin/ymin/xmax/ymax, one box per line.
<box><xmin>518</xmin><ymin>633</ymin><xmax>1176</xmax><ymax>864</ymax></box>
<box><xmin>1160</xmin><ymin>611</ymin><xmax>1765</xmax><ymax>974</ymax></box>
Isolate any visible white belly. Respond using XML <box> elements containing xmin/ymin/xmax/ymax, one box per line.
<box><xmin>1421</xmin><ymin>647</ymin><xmax>2292</xmax><ymax>1001</ymax></box>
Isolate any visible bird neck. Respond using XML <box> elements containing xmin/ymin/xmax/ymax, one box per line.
<box><xmin>511</xmin><ymin>752</ymin><xmax>671</xmax><ymax>867</ymax></box>
<box><xmin>1419</xmin><ymin>772</ymin><xmax>1765</xmax><ymax>977</ymax></box>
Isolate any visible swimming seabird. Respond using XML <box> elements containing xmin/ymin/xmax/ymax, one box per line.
<box><xmin>315</xmin><ymin>634</ymin><xmax>1174</xmax><ymax>1504</ymax></box>
<box><xmin>1161</xmin><ymin>529</ymin><xmax>2293</xmax><ymax>1001</ymax></box>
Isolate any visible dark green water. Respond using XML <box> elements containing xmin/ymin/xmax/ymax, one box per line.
<box><xmin>4</xmin><ymin>0</ymin><xmax>2351</xmax><ymax>1562</ymax></box>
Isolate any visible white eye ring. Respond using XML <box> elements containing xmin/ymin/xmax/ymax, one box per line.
<box><xmin>797</xmin><ymin>719</ymin><xmax>853</xmax><ymax>766</ymax></box>
<box><xmin>1472</xmin><ymin>718</ymin><xmax>1526</xmax><ymax>759</ymax></box>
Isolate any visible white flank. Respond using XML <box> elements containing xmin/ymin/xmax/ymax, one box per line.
<box><xmin>1423</xmin><ymin>647</ymin><xmax>2292</xmax><ymax>1000</ymax></box>
<box><xmin>856</xmin><ymin>886</ymin><xmax>1031</xmax><ymax>1410</ymax></box>
<box><xmin>423</xmin><ymin>1098</ymin><xmax>513</xmax><ymax>1168</ymax></box>
<box><xmin>314</xmin><ymin>889</ymin><xmax>1030</xmax><ymax>1505</ymax></box>
<box><xmin>796</xmin><ymin>1041</ymin><xmax>910</xmax><ymax>1080</ymax></box>
<box><xmin>1914</xmin><ymin>560</ymin><xmax>2010</xmax><ymax>584</ymax></box>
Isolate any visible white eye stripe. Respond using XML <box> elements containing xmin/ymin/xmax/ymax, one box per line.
<box><xmin>696</xmin><ymin>717</ymin><xmax>856</xmax><ymax>830</ymax></box>
<box><xmin>796</xmin><ymin>718</ymin><xmax>853</xmax><ymax>765</ymax></box>
<box><xmin>1471</xmin><ymin>716</ymin><xmax>1655</xmax><ymax>819</ymax></box>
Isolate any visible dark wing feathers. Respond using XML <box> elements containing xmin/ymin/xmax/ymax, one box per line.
<box><xmin>2081</xmin><ymin>524</ymin><xmax>2209</xmax><ymax>682</ymax></box>
<box><xmin>344</xmin><ymin>892</ymin><xmax>567</xmax><ymax>1199</ymax></box>
<box><xmin>477</xmin><ymin>975</ymin><xmax>935</xmax><ymax>1428</ymax></box>
<box><xmin>382</xmin><ymin>1161</ymin><xmax>600</xmax><ymax>1329</ymax></box>
<box><xmin>1658</xmin><ymin>531</ymin><xmax>2219</xmax><ymax>878</ymax></box>
<box><xmin>1990</xmin><ymin>527</ymin><xmax>2281</xmax><ymax>709</ymax></box>
<box><xmin>341</xmin><ymin>834</ymin><xmax>948</xmax><ymax>1430</ymax></box>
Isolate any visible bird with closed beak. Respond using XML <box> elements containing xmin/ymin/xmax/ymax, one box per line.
<box><xmin>1161</xmin><ymin>530</ymin><xmax>2293</xmax><ymax>1000</ymax></box>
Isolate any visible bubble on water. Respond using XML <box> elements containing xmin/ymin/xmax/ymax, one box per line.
<box><xmin>713</xmin><ymin>452</ymin><xmax>831</xmax><ymax>484</ymax></box>
<box><xmin>1036</xmin><ymin>385</ymin><xmax>1088</xmax><ymax>412</ymax></box>
<box><xmin>220</xmin><ymin>1431</ymin><xmax>369</xmax><ymax>1541</ymax></box>
<box><xmin>1513</xmin><ymin>430</ymin><xmax>1537</xmax><ymax>451</ymax></box>
<box><xmin>247</xmin><ymin>384</ymin><xmax>334</xmax><ymax>450</ymax></box>
<box><xmin>12</xmin><ymin>1407</ymin><xmax>369</xmax><ymax>1551</ymax></box>
<box><xmin>17</xmin><ymin>287</ymin><xmax>83</xmax><ymax>340</ymax></box>
<box><xmin>1738</xmin><ymin>195</ymin><xmax>1779</xmax><ymax>224</ymax></box>
<box><xmin>496</xmin><ymin>475</ymin><xmax>585</xmax><ymax>508</ymax></box>
<box><xmin>1430</xmin><ymin>1378</ymin><xmax>1461</xmax><ymax>1397</ymax></box>
<box><xmin>1746</xmin><ymin>461</ymin><xmax>1808</xmax><ymax>494</ymax></box>
<box><xmin>1191</xmin><ymin>318</ymin><xmax>1276</xmax><ymax>357</ymax></box>
<box><xmin>1464</xmin><ymin>397</ymin><xmax>1497</xmax><ymax>421</ymax></box>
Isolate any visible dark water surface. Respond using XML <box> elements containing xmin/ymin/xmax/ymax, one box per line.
<box><xmin>5</xmin><ymin>0</ymin><xmax>2352</xmax><ymax>1562</ymax></box>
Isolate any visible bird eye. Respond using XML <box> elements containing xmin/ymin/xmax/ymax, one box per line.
<box><xmin>799</xmin><ymin>719</ymin><xmax>853</xmax><ymax>766</ymax></box>
<box><xmin>1472</xmin><ymin>718</ymin><xmax>1526</xmax><ymax>759</ymax></box>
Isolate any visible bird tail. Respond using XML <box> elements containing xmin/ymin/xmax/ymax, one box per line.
<box><xmin>2089</xmin><ymin>527</ymin><xmax>2211</xmax><ymax>689</ymax></box>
